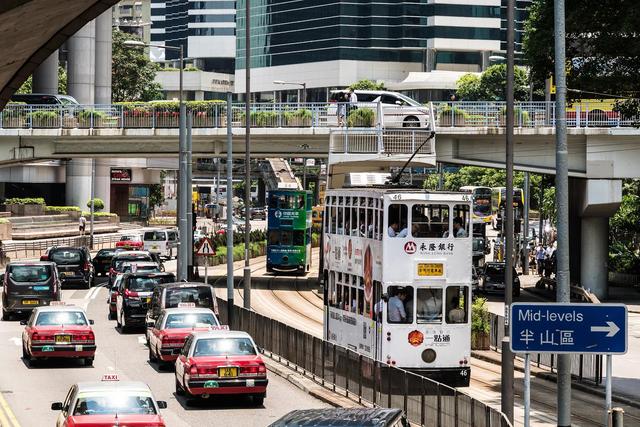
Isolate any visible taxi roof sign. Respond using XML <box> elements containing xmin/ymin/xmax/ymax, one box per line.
<box><xmin>196</xmin><ymin>238</ymin><xmax>215</xmax><ymax>256</ymax></box>
<box><xmin>178</xmin><ymin>302</ymin><xmax>196</xmax><ymax>308</ymax></box>
<box><xmin>50</xmin><ymin>301</ymin><xmax>67</xmax><ymax>306</ymax></box>
<box><xmin>211</xmin><ymin>325</ymin><xmax>230</xmax><ymax>330</ymax></box>
<box><xmin>101</xmin><ymin>374</ymin><xmax>119</xmax><ymax>382</ymax></box>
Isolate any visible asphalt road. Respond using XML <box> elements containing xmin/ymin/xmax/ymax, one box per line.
<box><xmin>0</xmin><ymin>277</ymin><xmax>329</xmax><ymax>427</ymax></box>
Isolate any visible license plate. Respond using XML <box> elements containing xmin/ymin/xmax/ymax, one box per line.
<box><xmin>145</xmin><ymin>297</ymin><xmax>151</xmax><ymax>303</ymax></box>
<box><xmin>55</xmin><ymin>335</ymin><xmax>71</xmax><ymax>344</ymax></box>
<box><xmin>61</xmin><ymin>271</ymin><xmax>74</xmax><ymax>277</ymax></box>
<box><xmin>22</xmin><ymin>299</ymin><xmax>39</xmax><ymax>305</ymax></box>
<box><xmin>218</xmin><ymin>367</ymin><xmax>238</xmax><ymax>378</ymax></box>
<box><xmin>42</xmin><ymin>346</ymin><xmax>54</xmax><ymax>352</ymax></box>
<box><xmin>152</xmin><ymin>245</ymin><xmax>158</xmax><ymax>250</ymax></box>
<box><xmin>204</xmin><ymin>380</ymin><xmax>219</xmax><ymax>388</ymax></box>
<box><xmin>417</xmin><ymin>263</ymin><xmax>444</xmax><ymax>276</ymax></box>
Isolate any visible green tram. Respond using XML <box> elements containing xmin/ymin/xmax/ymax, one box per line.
<box><xmin>266</xmin><ymin>189</ymin><xmax>313</xmax><ymax>273</ymax></box>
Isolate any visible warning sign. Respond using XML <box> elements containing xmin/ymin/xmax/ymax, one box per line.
<box><xmin>196</xmin><ymin>238</ymin><xmax>215</xmax><ymax>256</ymax></box>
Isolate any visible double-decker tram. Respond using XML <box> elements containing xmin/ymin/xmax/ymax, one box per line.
<box><xmin>459</xmin><ymin>186</ymin><xmax>492</xmax><ymax>224</ymax></box>
<box><xmin>321</xmin><ymin>186</ymin><xmax>472</xmax><ymax>387</ymax></box>
<box><xmin>267</xmin><ymin>189</ymin><xmax>313</xmax><ymax>273</ymax></box>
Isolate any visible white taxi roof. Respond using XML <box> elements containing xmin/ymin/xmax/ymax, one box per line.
<box><xmin>75</xmin><ymin>381</ymin><xmax>152</xmax><ymax>394</ymax></box>
<box><xmin>162</xmin><ymin>307</ymin><xmax>216</xmax><ymax>316</ymax></box>
<box><xmin>190</xmin><ymin>330</ymin><xmax>252</xmax><ymax>341</ymax></box>
<box><xmin>33</xmin><ymin>305</ymin><xmax>86</xmax><ymax>314</ymax></box>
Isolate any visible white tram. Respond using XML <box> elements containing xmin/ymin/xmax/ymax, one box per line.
<box><xmin>322</xmin><ymin>187</ymin><xmax>472</xmax><ymax>387</ymax></box>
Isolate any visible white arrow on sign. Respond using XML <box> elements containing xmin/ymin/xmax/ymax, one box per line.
<box><xmin>590</xmin><ymin>321</ymin><xmax>620</xmax><ymax>337</ymax></box>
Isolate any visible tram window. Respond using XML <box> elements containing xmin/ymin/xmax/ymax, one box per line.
<box><xmin>337</xmin><ymin>205</ymin><xmax>344</xmax><ymax>234</ymax></box>
<box><xmin>387</xmin><ymin>286</ymin><xmax>413</xmax><ymax>324</ymax></box>
<box><xmin>373</xmin><ymin>281</ymin><xmax>383</xmax><ymax>322</ymax></box>
<box><xmin>268</xmin><ymin>230</ymin><xmax>279</xmax><ymax>245</ymax></box>
<box><xmin>387</xmin><ymin>204</ymin><xmax>408</xmax><ymax>238</ymax></box>
<box><xmin>298</xmin><ymin>195</ymin><xmax>305</xmax><ymax>209</ymax></box>
<box><xmin>293</xmin><ymin>230</ymin><xmax>305</xmax><ymax>246</ymax></box>
<box><xmin>415</xmin><ymin>288</ymin><xmax>443</xmax><ymax>323</ymax></box>
<box><xmin>377</xmin><ymin>209</ymin><xmax>383</xmax><ymax>240</ymax></box>
<box><xmin>411</xmin><ymin>204</ymin><xmax>450</xmax><ymax>238</ymax></box>
<box><xmin>324</xmin><ymin>206</ymin><xmax>330</xmax><ymax>233</ymax></box>
<box><xmin>329</xmin><ymin>273</ymin><xmax>337</xmax><ymax>307</ymax></box>
<box><xmin>280</xmin><ymin>230</ymin><xmax>293</xmax><ymax>245</ymax></box>
<box><xmin>343</xmin><ymin>285</ymin><xmax>350</xmax><ymax>311</ymax></box>
<box><xmin>330</xmin><ymin>206</ymin><xmax>337</xmax><ymax>233</ymax></box>
<box><xmin>452</xmin><ymin>204</ymin><xmax>470</xmax><ymax>238</ymax></box>
<box><xmin>349</xmin><ymin>207</ymin><xmax>358</xmax><ymax>236</ymax></box>
<box><xmin>268</xmin><ymin>195</ymin><xmax>278</xmax><ymax>209</ymax></box>
<box><xmin>336</xmin><ymin>283</ymin><xmax>343</xmax><ymax>308</ymax></box>
<box><xmin>445</xmin><ymin>286</ymin><xmax>469</xmax><ymax>324</ymax></box>
<box><xmin>358</xmin><ymin>287</ymin><xmax>365</xmax><ymax>316</ymax></box>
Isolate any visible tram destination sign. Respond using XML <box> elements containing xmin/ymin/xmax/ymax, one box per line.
<box><xmin>510</xmin><ymin>303</ymin><xmax>627</xmax><ymax>354</ymax></box>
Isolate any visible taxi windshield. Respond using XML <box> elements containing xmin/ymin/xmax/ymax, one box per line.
<box><xmin>114</xmin><ymin>256</ymin><xmax>151</xmax><ymax>270</ymax></box>
<box><xmin>128</xmin><ymin>276</ymin><xmax>171</xmax><ymax>292</ymax></box>
<box><xmin>166</xmin><ymin>288</ymin><xmax>212</xmax><ymax>308</ymax></box>
<box><xmin>193</xmin><ymin>338</ymin><xmax>256</xmax><ymax>357</ymax></box>
<box><xmin>165</xmin><ymin>313</ymin><xmax>218</xmax><ymax>329</ymax></box>
<box><xmin>36</xmin><ymin>311</ymin><xmax>87</xmax><ymax>326</ymax></box>
<box><xmin>73</xmin><ymin>393</ymin><xmax>157</xmax><ymax>416</ymax></box>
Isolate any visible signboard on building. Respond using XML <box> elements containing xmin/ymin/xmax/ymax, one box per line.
<box><xmin>111</xmin><ymin>168</ymin><xmax>132</xmax><ymax>182</ymax></box>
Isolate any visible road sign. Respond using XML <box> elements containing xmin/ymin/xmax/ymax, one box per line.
<box><xmin>196</xmin><ymin>238</ymin><xmax>215</xmax><ymax>256</ymax></box>
<box><xmin>510</xmin><ymin>303</ymin><xmax>627</xmax><ymax>354</ymax></box>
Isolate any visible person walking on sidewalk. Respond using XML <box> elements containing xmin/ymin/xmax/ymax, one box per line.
<box><xmin>79</xmin><ymin>215</ymin><xmax>87</xmax><ymax>235</ymax></box>
<box><xmin>535</xmin><ymin>244</ymin><xmax>545</xmax><ymax>276</ymax></box>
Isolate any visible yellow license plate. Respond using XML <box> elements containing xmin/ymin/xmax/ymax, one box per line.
<box><xmin>417</xmin><ymin>263</ymin><xmax>444</xmax><ymax>276</ymax></box>
<box><xmin>145</xmin><ymin>298</ymin><xmax>151</xmax><ymax>303</ymax></box>
<box><xmin>55</xmin><ymin>335</ymin><xmax>71</xmax><ymax>344</ymax></box>
<box><xmin>218</xmin><ymin>367</ymin><xmax>238</xmax><ymax>378</ymax></box>
<box><xmin>22</xmin><ymin>299</ymin><xmax>39</xmax><ymax>305</ymax></box>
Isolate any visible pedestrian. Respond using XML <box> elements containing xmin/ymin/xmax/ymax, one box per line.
<box><xmin>348</xmin><ymin>88</ymin><xmax>358</xmax><ymax>117</ymax></box>
<box><xmin>79</xmin><ymin>215</ymin><xmax>87</xmax><ymax>235</ymax></box>
<box><xmin>535</xmin><ymin>244</ymin><xmax>545</xmax><ymax>276</ymax></box>
<box><xmin>337</xmin><ymin>92</ymin><xmax>347</xmax><ymax>126</ymax></box>
<box><xmin>448</xmin><ymin>296</ymin><xmax>465</xmax><ymax>323</ymax></box>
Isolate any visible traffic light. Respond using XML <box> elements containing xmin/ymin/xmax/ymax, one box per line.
<box><xmin>192</xmin><ymin>203</ymin><xmax>197</xmax><ymax>231</ymax></box>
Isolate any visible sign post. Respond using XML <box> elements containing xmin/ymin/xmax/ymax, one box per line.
<box><xmin>196</xmin><ymin>237</ymin><xmax>215</xmax><ymax>286</ymax></box>
<box><xmin>511</xmin><ymin>303</ymin><xmax>627</xmax><ymax>426</ymax></box>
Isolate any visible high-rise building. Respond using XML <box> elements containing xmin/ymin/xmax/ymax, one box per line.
<box><xmin>113</xmin><ymin>0</ymin><xmax>151</xmax><ymax>43</ymax></box>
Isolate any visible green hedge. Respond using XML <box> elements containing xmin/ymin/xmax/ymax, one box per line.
<box><xmin>28</xmin><ymin>110</ymin><xmax>58</xmax><ymax>120</ymax></box>
<box><xmin>347</xmin><ymin>108</ymin><xmax>375</xmax><ymax>127</ymax></box>
<box><xmin>81</xmin><ymin>211</ymin><xmax>117</xmax><ymax>217</ymax></box>
<box><xmin>4</xmin><ymin>197</ymin><xmax>45</xmax><ymax>205</ymax></box>
<box><xmin>45</xmin><ymin>206</ymin><xmax>81</xmax><ymax>212</ymax></box>
<box><xmin>86</xmin><ymin>198</ymin><xmax>105</xmax><ymax>210</ymax></box>
<box><xmin>0</xmin><ymin>218</ymin><xmax>9</xmax><ymax>224</ymax></box>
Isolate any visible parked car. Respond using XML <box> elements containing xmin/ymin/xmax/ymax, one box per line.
<box><xmin>328</xmin><ymin>90</ymin><xmax>431</xmax><ymax>128</ymax></box>
<box><xmin>1</xmin><ymin>261</ymin><xmax>61</xmax><ymax>320</ymax></box>
<box><xmin>10</xmin><ymin>93</ymin><xmax>79</xmax><ymax>105</ymax></box>
<box><xmin>44</xmin><ymin>247</ymin><xmax>94</xmax><ymax>289</ymax></box>
<box><xmin>479</xmin><ymin>262</ymin><xmax>521</xmax><ymax>297</ymax></box>
<box><xmin>92</xmin><ymin>248</ymin><xmax>117</xmax><ymax>276</ymax></box>
<box><xmin>250</xmin><ymin>206</ymin><xmax>266</xmax><ymax>220</ymax></box>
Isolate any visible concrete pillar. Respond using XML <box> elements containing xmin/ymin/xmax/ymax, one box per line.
<box><xmin>95</xmin><ymin>159</ymin><xmax>112</xmax><ymax>212</ymax></box>
<box><xmin>580</xmin><ymin>216</ymin><xmax>609</xmax><ymax>299</ymax></box>
<box><xmin>67</xmin><ymin>21</ymin><xmax>95</xmax><ymax>104</ymax></box>
<box><xmin>94</xmin><ymin>10</ymin><xmax>112</xmax><ymax>104</ymax></box>
<box><xmin>66</xmin><ymin>159</ymin><xmax>93</xmax><ymax>208</ymax></box>
<box><xmin>32</xmin><ymin>51</ymin><xmax>59</xmax><ymax>94</ymax></box>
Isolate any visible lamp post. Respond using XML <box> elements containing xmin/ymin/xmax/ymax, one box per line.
<box><xmin>273</xmin><ymin>80</ymin><xmax>307</xmax><ymax>104</ymax></box>
<box><xmin>123</xmin><ymin>40</ymin><xmax>188</xmax><ymax>281</ymax></box>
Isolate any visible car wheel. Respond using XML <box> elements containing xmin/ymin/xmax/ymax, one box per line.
<box><xmin>175</xmin><ymin>378</ymin><xmax>185</xmax><ymax>396</ymax></box>
<box><xmin>84</xmin><ymin>357</ymin><xmax>94</xmax><ymax>367</ymax></box>
<box><xmin>108</xmin><ymin>310</ymin><xmax>115</xmax><ymax>321</ymax></box>
<box><xmin>2</xmin><ymin>309</ymin><xmax>10</xmax><ymax>321</ymax></box>
<box><xmin>253</xmin><ymin>395</ymin><xmax>265</xmax><ymax>406</ymax></box>
<box><xmin>402</xmin><ymin>116</ymin><xmax>420</xmax><ymax>128</ymax></box>
<box><xmin>22</xmin><ymin>343</ymin><xmax>30</xmax><ymax>361</ymax></box>
<box><xmin>116</xmin><ymin>310</ymin><xmax>122</xmax><ymax>328</ymax></box>
<box><xmin>120</xmin><ymin>312</ymin><xmax>128</xmax><ymax>333</ymax></box>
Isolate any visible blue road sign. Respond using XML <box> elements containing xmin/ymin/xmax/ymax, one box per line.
<box><xmin>510</xmin><ymin>303</ymin><xmax>627</xmax><ymax>354</ymax></box>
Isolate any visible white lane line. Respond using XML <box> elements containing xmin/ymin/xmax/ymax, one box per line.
<box><xmin>91</xmin><ymin>287</ymin><xmax>101</xmax><ymax>299</ymax></box>
<box><xmin>9</xmin><ymin>337</ymin><xmax>21</xmax><ymax>347</ymax></box>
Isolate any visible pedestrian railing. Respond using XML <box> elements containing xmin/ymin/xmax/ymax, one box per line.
<box><xmin>217</xmin><ymin>298</ymin><xmax>512</xmax><ymax>427</ymax></box>
<box><xmin>489</xmin><ymin>313</ymin><xmax>603</xmax><ymax>385</ymax></box>
<box><xmin>1</xmin><ymin>101</ymin><xmax>638</xmax><ymax>130</ymax></box>
<box><xmin>2</xmin><ymin>234</ymin><xmax>121</xmax><ymax>260</ymax></box>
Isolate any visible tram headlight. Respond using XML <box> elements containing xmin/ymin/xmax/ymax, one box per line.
<box><xmin>421</xmin><ymin>349</ymin><xmax>436</xmax><ymax>363</ymax></box>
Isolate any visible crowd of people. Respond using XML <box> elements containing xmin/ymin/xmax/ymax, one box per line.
<box><xmin>531</xmin><ymin>241</ymin><xmax>557</xmax><ymax>278</ymax></box>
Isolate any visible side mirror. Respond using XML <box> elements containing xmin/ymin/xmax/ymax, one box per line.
<box><xmin>51</xmin><ymin>402</ymin><xmax>63</xmax><ymax>411</ymax></box>
<box><xmin>156</xmin><ymin>400</ymin><xmax>168</xmax><ymax>409</ymax></box>
<box><xmin>20</xmin><ymin>320</ymin><xmax>27</xmax><ymax>325</ymax></box>
<box><xmin>89</xmin><ymin>319</ymin><xmax>95</xmax><ymax>325</ymax></box>
<box><xmin>382</xmin><ymin>293</ymin><xmax>389</xmax><ymax>303</ymax></box>
<box><xmin>146</xmin><ymin>321</ymin><xmax>155</xmax><ymax>328</ymax></box>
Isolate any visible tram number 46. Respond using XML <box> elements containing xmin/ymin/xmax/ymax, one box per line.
<box><xmin>460</xmin><ymin>370</ymin><xmax>468</xmax><ymax>376</ymax></box>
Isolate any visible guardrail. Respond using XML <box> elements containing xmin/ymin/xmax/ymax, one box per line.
<box><xmin>489</xmin><ymin>312</ymin><xmax>603</xmax><ymax>385</ymax></box>
<box><xmin>1</xmin><ymin>234</ymin><xmax>121</xmax><ymax>260</ymax></box>
<box><xmin>0</xmin><ymin>101</ymin><xmax>637</xmax><ymax>130</ymax></box>
<box><xmin>217</xmin><ymin>298</ymin><xmax>512</xmax><ymax>427</ymax></box>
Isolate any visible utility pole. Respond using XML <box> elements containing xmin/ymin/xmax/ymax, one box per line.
<box><xmin>243</xmin><ymin>0</ymin><xmax>252</xmax><ymax>310</ymax></box>
<box><xmin>89</xmin><ymin>159</ymin><xmax>95</xmax><ymax>249</ymax></box>
<box><xmin>554</xmin><ymin>0</ymin><xmax>571</xmax><ymax>425</ymax></box>
<box><xmin>226</xmin><ymin>92</ymin><xmax>234</xmax><ymax>326</ymax></box>
<box><xmin>186</xmin><ymin>114</ymin><xmax>194</xmax><ymax>279</ymax></box>
<box><xmin>523</xmin><ymin>172</ymin><xmax>530</xmax><ymax>274</ymax></box>
<box><xmin>501</xmin><ymin>0</ymin><xmax>515</xmax><ymax>423</ymax></box>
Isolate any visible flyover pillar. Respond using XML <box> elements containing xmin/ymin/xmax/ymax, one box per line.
<box><xmin>94</xmin><ymin>10</ymin><xmax>112</xmax><ymax>104</ymax></box>
<box><xmin>65</xmin><ymin>159</ymin><xmax>92</xmax><ymax>209</ymax></box>
<box><xmin>32</xmin><ymin>51</ymin><xmax>58</xmax><ymax>94</ymax></box>
<box><xmin>67</xmin><ymin>21</ymin><xmax>95</xmax><ymax>104</ymax></box>
<box><xmin>95</xmin><ymin>159</ymin><xmax>112</xmax><ymax>212</ymax></box>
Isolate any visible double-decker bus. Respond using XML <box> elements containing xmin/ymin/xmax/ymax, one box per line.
<box><xmin>459</xmin><ymin>186</ymin><xmax>492</xmax><ymax>224</ymax></box>
<box><xmin>491</xmin><ymin>187</ymin><xmax>524</xmax><ymax>231</ymax></box>
<box><xmin>267</xmin><ymin>189</ymin><xmax>313</xmax><ymax>273</ymax></box>
<box><xmin>322</xmin><ymin>188</ymin><xmax>472</xmax><ymax>387</ymax></box>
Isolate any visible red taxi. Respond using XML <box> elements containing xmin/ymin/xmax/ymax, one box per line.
<box><xmin>174</xmin><ymin>330</ymin><xmax>268</xmax><ymax>406</ymax></box>
<box><xmin>115</xmin><ymin>234</ymin><xmax>143</xmax><ymax>250</ymax></box>
<box><xmin>21</xmin><ymin>304</ymin><xmax>96</xmax><ymax>366</ymax></box>
<box><xmin>147</xmin><ymin>306</ymin><xmax>221</xmax><ymax>366</ymax></box>
<box><xmin>51</xmin><ymin>376</ymin><xmax>167</xmax><ymax>427</ymax></box>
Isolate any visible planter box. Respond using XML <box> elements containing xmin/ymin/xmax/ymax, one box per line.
<box><xmin>6</xmin><ymin>204</ymin><xmax>44</xmax><ymax>216</ymax></box>
<box><xmin>471</xmin><ymin>331</ymin><xmax>490</xmax><ymax>350</ymax></box>
<box><xmin>285</xmin><ymin>117</ymin><xmax>311</xmax><ymax>127</ymax></box>
<box><xmin>0</xmin><ymin>222</ymin><xmax>12</xmax><ymax>240</ymax></box>
<box><xmin>63</xmin><ymin>116</ymin><xmax>78</xmax><ymax>128</ymax></box>
<box><xmin>439</xmin><ymin>114</ymin><xmax>466</xmax><ymax>127</ymax></box>
<box><xmin>2</xmin><ymin>117</ymin><xmax>25</xmax><ymax>128</ymax></box>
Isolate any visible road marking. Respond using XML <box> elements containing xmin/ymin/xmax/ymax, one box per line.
<box><xmin>91</xmin><ymin>287</ymin><xmax>101</xmax><ymax>299</ymax></box>
<box><xmin>8</xmin><ymin>338</ymin><xmax>20</xmax><ymax>347</ymax></box>
<box><xmin>107</xmin><ymin>366</ymin><xmax>115</xmax><ymax>371</ymax></box>
<box><xmin>0</xmin><ymin>391</ymin><xmax>21</xmax><ymax>427</ymax></box>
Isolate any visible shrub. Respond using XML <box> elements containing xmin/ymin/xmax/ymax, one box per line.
<box><xmin>77</xmin><ymin>110</ymin><xmax>107</xmax><ymax>120</ymax></box>
<box><xmin>81</xmin><ymin>211</ymin><xmax>116</xmax><ymax>217</ymax></box>
<box><xmin>86</xmin><ymin>198</ymin><xmax>105</xmax><ymax>211</ymax></box>
<box><xmin>28</xmin><ymin>110</ymin><xmax>59</xmax><ymax>120</ymax></box>
<box><xmin>4</xmin><ymin>197</ymin><xmax>45</xmax><ymax>205</ymax></box>
<box><xmin>0</xmin><ymin>218</ymin><xmax>9</xmax><ymax>224</ymax></box>
<box><xmin>347</xmin><ymin>108</ymin><xmax>375</xmax><ymax>127</ymax></box>
<box><xmin>498</xmin><ymin>106</ymin><xmax>530</xmax><ymax>125</ymax></box>
<box><xmin>438</xmin><ymin>104</ymin><xmax>469</xmax><ymax>118</ymax></box>
<box><xmin>45</xmin><ymin>206</ymin><xmax>80</xmax><ymax>212</ymax></box>
<box><xmin>471</xmin><ymin>297</ymin><xmax>491</xmax><ymax>335</ymax></box>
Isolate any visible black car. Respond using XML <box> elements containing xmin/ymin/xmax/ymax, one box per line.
<box><xmin>250</xmin><ymin>206</ymin><xmax>266</xmax><ymax>220</ymax></box>
<box><xmin>45</xmin><ymin>247</ymin><xmax>94</xmax><ymax>289</ymax></box>
<box><xmin>1</xmin><ymin>262</ymin><xmax>61</xmax><ymax>320</ymax></box>
<box><xmin>480</xmin><ymin>262</ymin><xmax>521</xmax><ymax>296</ymax></box>
<box><xmin>92</xmin><ymin>248</ymin><xmax>117</xmax><ymax>276</ymax></box>
<box><xmin>115</xmin><ymin>272</ymin><xmax>176</xmax><ymax>332</ymax></box>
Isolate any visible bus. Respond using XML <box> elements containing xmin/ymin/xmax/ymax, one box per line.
<box><xmin>322</xmin><ymin>188</ymin><xmax>472</xmax><ymax>387</ymax></box>
<box><xmin>491</xmin><ymin>187</ymin><xmax>524</xmax><ymax>231</ymax></box>
<box><xmin>267</xmin><ymin>189</ymin><xmax>313</xmax><ymax>273</ymax></box>
<box><xmin>459</xmin><ymin>186</ymin><xmax>492</xmax><ymax>224</ymax></box>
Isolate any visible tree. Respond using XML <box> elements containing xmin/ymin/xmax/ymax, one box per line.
<box><xmin>86</xmin><ymin>198</ymin><xmax>104</xmax><ymax>211</ymax></box>
<box><xmin>17</xmin><ymin>66</ymin><xmax>67</xmax><ymax>95</ymax></box>
<box><xmin>349</xmin><ymin>79</ymin><xmax>386</xmax><ymax>90</ymax></box>
<box><xmin>112</xmin><ymin>30</ymin><xmax>163</xmax><ymax>102</ymax></box>
<box><xmin>524</xmin><ymin>0</ymin><xmax>640</xmax><ymax>115</ymax></box>
<box><xmin>609</xmin><ymin>180</ymin><xmax>640</xmax><ymax>273</ymax></box>
<box><xmin>456</xmin><ymin>64</ymin><xmax>529</xmax><ymax>101</ymax></box>
<box><xmin>148</xmin><ymin>184</ymin><xmax>164</xmax><ymax>212</ymax></box>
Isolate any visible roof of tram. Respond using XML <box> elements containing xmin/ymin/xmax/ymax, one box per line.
<box><xmin>0</xmin><ymin>0</ymin><xmax>119</xmax><ymax>109</ymax></box>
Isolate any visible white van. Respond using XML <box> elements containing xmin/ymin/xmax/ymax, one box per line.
<box><xmin>143</xmin><ymin>229</ymin><xmax>179</xmax><ymax>259</ymax></box>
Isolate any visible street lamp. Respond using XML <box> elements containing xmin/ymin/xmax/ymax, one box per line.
<box><xmin>124</xmin><ymin>39</ymin><xmax>189</xmax><ymax>281</ymax></box>
<box><xmin>273</xmin><ymin>80</ymin><xmax>307</xmax><ymax>104</ymax></box>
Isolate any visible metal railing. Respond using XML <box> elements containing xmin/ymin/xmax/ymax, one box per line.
<box><xmin>217</xmin><ymin>298</ymin><xmax>512</xmax><ymax>427</ymax></box>
<box><xmin>1</xmin><ymin>101</ymin><xmax>637</xmax><ymax>130</ymax></box>
<box><xmin>489</xmin><ymin>313</ymin><xmax>603</xmax><ymax>385</ymax></box>
<box><xmin>2</xmin><ymin>234</ymin><xmax>121</xmax><ymax>260</ymax></box>
<box><xmin>330</xmin><ymin>128</ymin><xmax>435</xmax><ymax>156</ymax></box>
